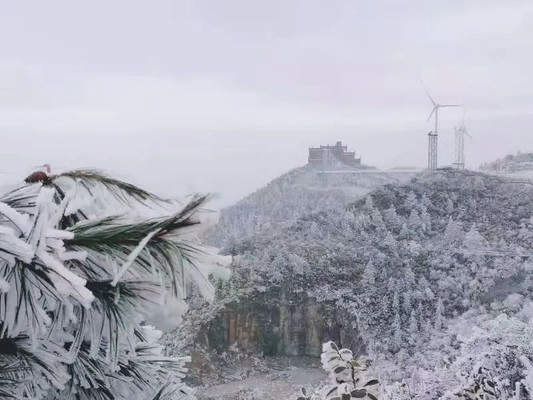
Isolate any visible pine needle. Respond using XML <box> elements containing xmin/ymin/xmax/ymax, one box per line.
<box><xmin>53</xmin><ymin>170</ymin><xmax>170</xmax><ymax>205</ymax></box>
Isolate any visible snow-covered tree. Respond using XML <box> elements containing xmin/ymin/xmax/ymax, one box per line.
<box><xmin>392</xmin><ymin>311</ymin><xmax>402</xmax><ymax>352</ymax></box>
<box><xmin>445</xmin><ymin>199</ymin><xmax>454</xmax><ymax>215</ymax></box>
<box><xmin>408</xmin><ymin>209</ymin><xmax>422</xmax><ymax>233</ymax></box>
<box><xmin>407</xmin><ymin>310</ymin><xmax>418</xmax><ymax>346</ymax></box>
<box><xmin>434</xmin><ymin>298</ymin><xmax>445</xmax><ymax>330</ymax></box>
<box><xmin>0</xmin><ymin>169</ymin><xmax>229</xmax><ymax>399</ymax></box>
<box><xmin>392</xmin><ymin>291</ymin><xmax>402</xmax><ymax>351</ymax></box>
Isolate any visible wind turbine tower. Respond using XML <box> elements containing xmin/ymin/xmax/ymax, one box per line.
<box><xmin>453</xmin><ymin>107</ymin><xmax>471</xmax><ymax>170</ymax></box>
<box><xmin>428</xmin><ymin>131</ymin><xmax>438</xmax><ymax>170</ymax></box>
<box><xmin>422</xmin><ymin>83</ymin><xmax>461</xmax><ymax>170</ymax></box>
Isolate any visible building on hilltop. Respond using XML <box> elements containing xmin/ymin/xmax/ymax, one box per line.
<box><xmin>308</xmin><ymin>141</ymin><xmax>362</xmax><ymax>168</ymax></box>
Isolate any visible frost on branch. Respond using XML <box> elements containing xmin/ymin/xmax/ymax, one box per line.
<box><xmin>0</xmin><ymin>169</ymin><xmax>229</xmax><ymax>399</ymax></box>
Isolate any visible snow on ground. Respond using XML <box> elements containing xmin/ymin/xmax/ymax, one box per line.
<box><xmin>193</xmin><ymin>356</ymin><xmax>326</xmax><ymax>400</ymax></box>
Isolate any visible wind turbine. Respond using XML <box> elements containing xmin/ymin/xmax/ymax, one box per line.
<box><xmin>452</xmin><ymin>106</ymin><xmax>472</xmax><ymax>170</ymax></box>
<box><xmin>422</xmin><ymin>82</ymin><xmax>461</xmax><ymax>170</ymax></box>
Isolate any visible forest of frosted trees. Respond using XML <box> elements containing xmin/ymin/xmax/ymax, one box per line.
<box><xmin>210</xmin><ymin>169</ymin><xmax>533</xmax><ymax>398</ymax></box>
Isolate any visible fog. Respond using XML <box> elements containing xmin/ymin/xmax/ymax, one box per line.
<box><xmin>0</xmin><ymin>0</ymin><xmax>532</xmax><ymax>206</ymax></box>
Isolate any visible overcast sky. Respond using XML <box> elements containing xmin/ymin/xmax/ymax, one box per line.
<box><xmin>0</xmin><ymin>1</ymin><xmax>532</xmax><ymax>206</ymax></box>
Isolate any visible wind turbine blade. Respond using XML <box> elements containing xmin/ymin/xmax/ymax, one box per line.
<box><xmin>427</xmin><ymin>107</ymin><xmax>436</xmax><ymax>122</ymax></box>
<box><xmin>465</xmin><ymin>130</ymin><xmax>472</xmax><ymax>139</ymax></box>
<box><xmin>420</xmin><ymin>80</ymin><xmax>436</xmax><ymax>106</ymax></box>
<box><xmin>440</xmin><ymin>104</ymin><xmax>462</xmax><ymax>108</ymax></box>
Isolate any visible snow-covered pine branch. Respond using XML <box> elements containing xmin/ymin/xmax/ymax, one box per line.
<box><xmin>0</xmin><ymin>169</ymin><xmax>230</xmax><ymax>399</ymax></box>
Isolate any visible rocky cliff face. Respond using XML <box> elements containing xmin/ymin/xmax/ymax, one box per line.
<box><xmin>203</xmin><ymin>288</ymin><xmax>363</xmax><ymax>357</ymax></box>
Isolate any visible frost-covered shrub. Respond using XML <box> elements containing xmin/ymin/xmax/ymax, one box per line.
<box><xmin>0</xmin><ymin>169</ymin><xmax>229</xmax><ymax>399</ymax></box>
<box><xmin>452</xmin><ymin>367</ymin><xmax>501</xmax><ymax>400</ymax></box>
<box><xmin>445</xmin><ymin>312</ymin><xmax>533</xmax><ymax>399</ymax></box>
<box><xmin>374</xmin><ymin>307</ymin><xmax>533</xmax><ymax>400</ymax></box>
<box><xmin>298</xmin><ymin>341</ymin><xmax>379</xmax><ymax>400</ymax></box>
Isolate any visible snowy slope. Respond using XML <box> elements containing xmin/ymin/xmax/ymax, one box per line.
<box><xmin>208</xmin><ymin>164</ymin><xmax>416</xmax><ymax>249</ymax></box>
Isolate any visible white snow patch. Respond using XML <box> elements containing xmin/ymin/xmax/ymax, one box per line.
<box><xmin>0</xmin><ymin>278</ymin><xmax>10</xmax><ymax>293</ymax></box>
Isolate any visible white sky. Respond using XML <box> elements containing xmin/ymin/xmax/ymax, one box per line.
<box><xmin>0</xmin><ymin>0</ymin><xmax>532</xmax><ymax>206</ymax></box>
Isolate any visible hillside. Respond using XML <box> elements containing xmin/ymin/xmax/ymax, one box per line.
<box><xmin>480</xmin><ymin>152</ymin><xmax>533</xmax><ymax>178</ymax></box>
<box><xmin>199</xmin><ymin>169</ymin><xmax>533</xmax><ymax>398</ymax></box>
<box><xmin>208</xmin><ymin>164</ymin><xmax>415</xmax><ymax>249</ymax></box>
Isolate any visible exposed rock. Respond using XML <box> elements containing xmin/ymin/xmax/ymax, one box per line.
<box><xmin>202</xmin><ymin>288</ymin><xmax>363</xmax><ymax>357</ymax></box>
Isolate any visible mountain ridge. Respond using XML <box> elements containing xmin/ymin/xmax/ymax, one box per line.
<box><xmin>209</xmin><ymin>163</ymin><xmax>416</xmax><ymax>248</ymax></box>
